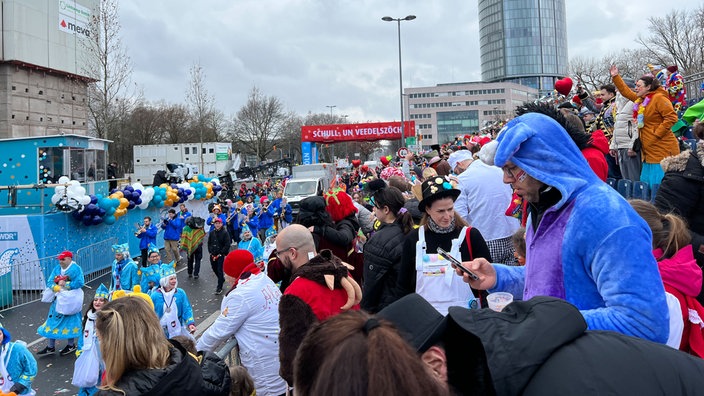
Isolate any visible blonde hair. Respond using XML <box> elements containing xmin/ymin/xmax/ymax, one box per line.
<box><xmin>629</xmin><ymin>199</ymin><xmax>691</xmax><ymax>259</ymax></box>
<box><xmin>96</xmin><ymin>297</ymin><xmax>171</xmax><ymax>391</ymax></box>
<box><xmin>230</xmin><ymin>365</ymin><xmax>256</xmax><ymax>396</ymax></box>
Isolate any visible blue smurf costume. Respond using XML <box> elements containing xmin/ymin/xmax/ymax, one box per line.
<box><xmin>150</xmin><ymin>262</ymin><xmax>196</xmax><ymax>339</ymax></box>
<box><xmin>110</xmin><ymin>243</ymin><xmax>139</xmax><ymax>292</ymax></box>
<box><xmin>139</xmin><ymin>244</ymin><xmax>163</xmax><ymax>295</ymax></box>
<box><xmin>1</xmin><ymin>322</ymin><xmax>37</xmax><ymax>395</ymax></box>
<box><xmin>238</xmin><ymin>224</ymin><xmax>263</xmax><ymax>264</ymax></box>
<box><xmin>263</xmin><ymin>226</ymin><xmax>278</xmax><ymax>265</ymax></box>
<box><xmin>37</xmin><ymin>251</ymin><xmax>84</xmax><ymax>349</ymax></box>
<box><xmin>74</xmin><ymin>284</ymin><xmax>108</xmax><ymax>396</ymax></box>
<box><xmin>487</xmin><ymin>112</ymin><xmax>669</xmax><ymax>343</ymax></box>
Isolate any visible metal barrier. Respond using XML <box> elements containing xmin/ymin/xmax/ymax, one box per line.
<box><xmin>76</xmin><ymin>237</ymin><xmax>119</xmax><ymax>283</ymax></box>
<box><xmin>0</xmin><ymin>237</ymin><xmax>117</xmax><ymax>312</ymax></box>
<box><xmin>215</xmin><ymin>338</ymin><xmax>241</xmax><ymax>366</ymax></box>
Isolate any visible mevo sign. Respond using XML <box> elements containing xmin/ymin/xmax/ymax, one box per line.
<box><xmin>58</xmin><ymin>0</ymin><xmax>91</xmax><ymax>39</ymax></box>
<box><xmin>301</xmin><ymin>121</ymin><xmax>415</xmax><ymax>143</ymax></box>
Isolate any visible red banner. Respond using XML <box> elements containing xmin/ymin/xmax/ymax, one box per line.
<box><xmin>301</xmin><ymin>121</ymin><xmax>415</xmax><ymax>143</ymax></box>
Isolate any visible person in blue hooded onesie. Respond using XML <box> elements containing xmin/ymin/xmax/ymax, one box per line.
<box><xmin>73</xmin><ymin>284</ymin><xmax>109</xmax><ymax>396</ymax></box>
<box><xmin>459</xmin><ymin>112</ymin><xmax>669</xmax><ymax>344</ymax></box>
<box><xmin>238</xmin><ymin>224</ymin><xmax>264</xmax><ymax>265</ymax></box>
<box><xmin>109</xmin><ymin>243</ymin><xmax>139</xmax><ymax>293</ymax></box>
<box><xmin>0</xmin><ymin>322</ymin><xmax>37</xmax><ymax>395</ymax></box>
<box><xmin>37</xmin><ymin>251</ymin><xmax>84</xmax><ymax>356</ymax></box>
<box><xmin>139</xmin><ymin>244</ymin><xmax>163</xmax><ymax>296</ymax></box>
<box><xmin>150</xmin><ymin>262</ymin><xmax>196</xmax><ymax>339</ymax></box>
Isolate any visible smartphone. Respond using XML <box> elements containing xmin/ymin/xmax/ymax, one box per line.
<box><xmin>437</xmin><ymin>247</ymin><xmax>480</xmax><ymax>281</ymax></box>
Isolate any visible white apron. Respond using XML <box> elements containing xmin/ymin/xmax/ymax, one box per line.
<box><xmin>415</xmin><ymin>226</ymin><xmax>472</xmax><ymax>316</ymax></box>
<box><xmin>1</xmin><ymin>342</ymin><xmax>36</xmax><ymax>395</ymax></box>
<box><xmin>159</xmin><ymin>291</ymin><xmax>191</xmax><ymax>339</ymax></box>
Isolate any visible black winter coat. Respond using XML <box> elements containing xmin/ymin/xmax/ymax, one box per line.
<box><xmin>96</xmin><ymin>341</ymin><xmax>203</xmax><ymax>396</ymax></box>
<box><xmin>207</xmin><ymin>227</ymin><xmax>231</xmax><ymax>257</ymax></box>
<box><xmin>361</xmin><ymin>221</ymin><xmax>406</xmax><ymax>313</ymax></box>
<box><xmin>444</xmin><ymin>297</ymin><xmax>704</xmax><ymax>396</ymax></box>
<box><xmin>655</xmin><ymin>141</ymin><xmax>704</xmax><ymax>269</ymax></box>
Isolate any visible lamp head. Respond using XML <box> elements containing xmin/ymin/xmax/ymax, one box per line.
<box><xmin>404</xmin><ymin>15</ymin><xmax>417</xmax><ymax>21</ymax></box>
<box><xmin>382</xmin><ymin>16</ymin><xmax>394</xmax><ymax>21</ymax></box>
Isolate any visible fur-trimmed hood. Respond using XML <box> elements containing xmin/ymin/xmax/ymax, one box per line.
<box><xmin>660</xmin><ymin>140</ymin><xmax>704</xmax><ymax>173</ymax></box>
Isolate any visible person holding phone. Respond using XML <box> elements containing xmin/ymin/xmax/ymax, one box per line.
<box><xmin>397</xmin><ymin>176</ymin><xmax>492</xmax><ymax>315</ymax></box>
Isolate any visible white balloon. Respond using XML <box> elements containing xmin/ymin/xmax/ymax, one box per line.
<box><xmin>69</xmin><ymin>180</ymin><xmax>80</xmax><ymax>186</ymax></box>
<box><xmin>58</xmin><ymin>176</ymin><xmax>70</xmax><ymax>184</ymax></box>
<box><xmin>138</xmin><ymin>201</ymin><xmax>150</xmax><ymax>210</ymax></box>
<box><xmin>77</xmin><ymin>186</ymin><xmax>86</xmax><ymax>196</ymax></box>
<box><xmin>51</xmin><ymin>194</ymin><xmax>61</xmax><ymax>204</ymax></box>
<box><xmin>132</xmin><ymin>183</ymin><xmax>145</xmax><ymax>191</ymax></box>
<box><xmin>80</xmin><ymin>195</ymin><xmax>91</xmax><ymax>205</ymax></box>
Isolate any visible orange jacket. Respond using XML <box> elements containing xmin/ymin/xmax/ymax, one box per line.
<box><xmin>613</xmin><ymin>75</ymin><xmax>679</xmax><ymax>163</ymax></box>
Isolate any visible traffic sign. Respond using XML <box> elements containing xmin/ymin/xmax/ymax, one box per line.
<box><xmin>397</xmin><ymin>147</ymin><xmax>409</xmax><ymax>158</ymax></box>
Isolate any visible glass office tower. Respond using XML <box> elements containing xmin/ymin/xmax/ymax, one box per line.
<box><xmin>478</xmin><ymin>0</ymin><xmax>568</xmax><ymax>94</ymax></box>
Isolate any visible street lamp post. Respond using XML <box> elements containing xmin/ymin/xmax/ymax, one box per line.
<box><xmin>382</xmin><ymin>15</ymin><xmax>415</xmax><ymax>149</ymax></box>
<box><xmin>326</xmin><ymin>105</ymin><xmax>336</xmax><ymax>163</ymax></box>
<box><xmin>341</xmin><ymin>114</ymin><xmax>349</xmax><ymax>158</ymax></box>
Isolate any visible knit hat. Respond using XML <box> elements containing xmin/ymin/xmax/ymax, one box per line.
<box><xmin>260</xmin><ymin>196</ymin><xmax>269</xmax><ymax>205</ymax></box>
<box><xmin>0</xmin><ymin>321</ymin><xmax>10</xmax><ymax>345</ymax></box>
<box><xmin>111</xmin><ymin>243</ymin><xmax>129</xmax><ymax>256</ymax></box>
<box><xmin>380</xmin><ymin>156</ymin><xmax>390</xmax><ymax>166</ymax></box>
<box><xmin>667</xmin><ymin>65</ymin><xmax>678</xmax><ymax>73</ymax></box>
<box><xmin>94</xmin><ymin>283</ymin><xmax>109</xmax><ymax>300</ymax></box>
<box><xmin>213</xmin><ymin>217</ymin><xmax>223</xmax><ymax>224</ymax></box>
<box><xmin>212</xmin><ymin>204</ymin><xmax>222</xmax><ymax>212</ymax></box>
<box><xmin>159</xmin><ymin>261</ymin><xmax>177</xmax><ymax>288</ymax></box>
<box><xmin>448</xmin><ymin>150</ymin><xmax>474</xmax><ymax>171</ymax></box>
<box><xmin>223</xmin><ymin>249</ymin><xmax>255</xmax><ymax>278</ymax></box>
<box><xmin>418</xmin><ymin>176</ymin><xmax>460</xmax><ymax>212</ymax></box>
<box><xmin>240</xmin><ymin>224</ymin><xmax>251</xmax><ymax>236</ymax></box>
<box><xmin>58</xmin><ymin>251</ymin><xmax>73</xmax><ymax>260</ymax></box>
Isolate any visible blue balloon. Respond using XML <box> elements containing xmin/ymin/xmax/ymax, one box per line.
<box><xmin>82</xmin><ymin>215</ymin><xmax>93</xmax><ymax>226</ymax></box>
<box><xmin>135</xmin><ymin>198</ymin><xmax>142</xmax><ymax>205</ymax></box>
<box><xmin>90</xmin><ymin>195</ymin><xmax>98</xmax><ymax>204</ymax></box>
<box><xmin>133</xmin><ymin>189</ymin><xmax>142</xmax><ymax>197</ymax></box>
<box><xmin>108</xmin><ymin>207</ymin><xmax>116</xmax><ymax>215</ymax></box>
<box><xmin>110</xmin><ymin>189</ymin><xmax>117</xmax><ymax>195</ymax></box>
<box><xmin>178</xmin><ymin>188</ymin><xmax>184</xmax><ymax>194</ymax></box>
<box><xmin>123</xmin><ymin>191</ymin><xmax>133</xmax><ymax>200</ymax></box>
<box><xmin>72</xmin><ymin>210</ymin><xmax>82</xmax><ymax>220</ymax></box>
<box><xmin>127</xmin><ymin>201</ymin><xmax>136</xmax><ymax>210</ymax></box>
<box><xmin>124</xmin><ymin>186</ymin><xmax>134</xmax><ymax>192</ymax></box>
<box><xmin>85</xmin><ymin>203</ymin><xmax>98</xmax><ymax>214</ymax></box>
<box><xmin>92</xmin><ymin>215</ymin><xmax>103</xmax><ymax>225</ymax></box>
<box><xmin>98</xmin><ymin>208</ymin><xmax>106</xmax><ymax>217</ymax></box>
<box><xmin>103</xmin><ymin>215</ymin><xmax>116</xmax><ymax>225</ymax></box>
<box><xmin>171</xmin><ymin>184</ymin><xmax>178</xmax><ymax>189</ymax></box>
<box><xmin>184</xmin><ymin>189</ymin><xmax>192</xmax><ymax>195</ymax></box>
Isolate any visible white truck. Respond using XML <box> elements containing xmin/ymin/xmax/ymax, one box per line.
<box><xmin>132</xmin><ymin>142</ymin><xmax>234</xmax><ymax>185</ymax></box>
<box><xmin>284</xmin><ymin>163</ymin><xmax>336</xmax><ymax>215</ymax></box>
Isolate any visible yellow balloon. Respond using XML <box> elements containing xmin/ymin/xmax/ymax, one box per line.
<box><xmin>113</xmin><ymin>191</ymin><xmax>124</xmax><ymax>199</ymax></box>
<box><xmin>119</xmin><ymin>198</ymin><xmax>129</xmax><ymax>209</ymax></box>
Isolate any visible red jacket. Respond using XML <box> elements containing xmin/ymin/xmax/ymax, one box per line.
<box><xmin>581</xmin><ymin>130</ymin><xmax>610</xmax><ymax>182</ymax></box>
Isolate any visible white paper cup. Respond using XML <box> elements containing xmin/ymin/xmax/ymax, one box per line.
<box><xmin>487</xmin><ymin>292</ymin><xmax>513</xmax><ymax>312</ymax></box>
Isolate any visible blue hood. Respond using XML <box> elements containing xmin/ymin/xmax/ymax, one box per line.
<box><xmin>494</xmin><ymin>112</ymin><xmax>600</xmax><ymax>210</ymax></box>
<box><xmin>1</xmin><ymin>326</ymin><xmax>10</xmax><ymax>345</ymax></box>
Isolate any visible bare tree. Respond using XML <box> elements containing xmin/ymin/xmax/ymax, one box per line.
<box><xmin>636</xmin><ymin>6</ymin><xmax>704</xmax><ymax>75</ymax></box>
<box><xmin>160</xmin><ymin>103</ymin><xmax>191</xmax><ymax>144</ymax></box>
<box><xmin>185</xmin><ymin>62</ymin><xmax>219</xmax><ymax>143</ymax></box>
<box><xmin>229</xmin><ymin>87</ymin><xmax>289</xmax><ymax>162</ymax></box>
<box><xmin>83</xmin><ymin>0</ymin><xmax>136</xmax><ymax>141</ymax></box>
<box><xmin>570</xmin><ymin>49</ymin><xmax>656</xmax><ymax>93</ymax></box>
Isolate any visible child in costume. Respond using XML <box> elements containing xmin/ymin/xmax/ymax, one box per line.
<box><xmin>139</xmin><ymin>244</ymin><xmax>163</xmax><ymax>296</ymax></box>
<box><xmin>37</xmin><ymin>251</ymin><xmax>84</xmax><ymax>357</ymax></box>
<box><xmin>262</xmin><ymin>226</ymin><xmax>278</xmax><ymax>267</ymax></box>
<box><xmin>150</xmin><ymin>262</ymin><xmax>196</xmax><ymax>339</ymax></box>
<box><xmin>73</xmin><ymin>284</ymin><xmax>108</xmax><ymax>395</ymax></box>
<box><xmin>238</xmin><ymin>225</ymin><xmax>264</xmax><ymax>266</ymax></box>
<box><xmin>0</xmin><ymin>322</ymin><xmax>37</xmax><ymax>395</ymax></box>
<box><xmin>109</xmin><ymin>243</ymin><xmax>139</xmax><ymax>293</ymax></box>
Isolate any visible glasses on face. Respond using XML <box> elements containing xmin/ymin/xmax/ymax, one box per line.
<box><xmin>369</xmin><ymin>196</ymin><xmax>381</xmax><ymax>208</ymax></box>
<box><xmin>275</xmin><ymin>247</ymin><xmax>295</xmax><ymax>259</ymax></box>
<box><xmin>502</xmin><ymin>165</ymin><xmax>520</xmax><ymax>179</ymax></box>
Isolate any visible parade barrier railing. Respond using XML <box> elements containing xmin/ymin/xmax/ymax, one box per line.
<box><xmin>215</xmin><ymin>338</ymin><xmax>241</xmax><ymax>367</ymax></box>
<box><xmin>0</xmin><ymin>237</ymin><xmax>117</xmax><ymax>312</ymax></box>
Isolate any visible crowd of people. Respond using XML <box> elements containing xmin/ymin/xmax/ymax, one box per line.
<box><xmin>3</xmin><ymin>63</ymin><xmax>704</xmax><ymax>395</ymax></box>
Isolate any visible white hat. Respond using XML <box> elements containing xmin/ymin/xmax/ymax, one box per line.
<box><xmin>448</xmin><ymin>150</ymin><xmax>474</xmax><ymax>170</ymax></box>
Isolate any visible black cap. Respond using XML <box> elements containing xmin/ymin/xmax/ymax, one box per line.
<box><xmin>377</xmin><ymin>293</ymin><xmax>447</xmax><ymax>353</ymax></box>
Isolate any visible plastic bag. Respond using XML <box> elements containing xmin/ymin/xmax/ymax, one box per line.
<box><xmin>71</xmin><ymin>344</ymin><xmax>100</xmax><ymax>388</ymax></box>
<box><xmin>56</xmin><ymin>288</ymin><xmax>84</xmax><ymax>315</ymax></box>
<box><xmin>41</xmin><ymin>287</ymin><xmax>56</xmax><ymax>303</ymax></box>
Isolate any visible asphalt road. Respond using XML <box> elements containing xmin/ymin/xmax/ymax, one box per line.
<box><xmin>0</xmin><ymin>250</ymin><xmax>226</xmax><ymax>395</ymax></box>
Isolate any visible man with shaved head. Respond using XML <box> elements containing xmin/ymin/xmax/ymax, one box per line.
<box><xmin>275</xmin><ymin>224</ymin><xmax>362</xmax><ymax>391</ymax></box>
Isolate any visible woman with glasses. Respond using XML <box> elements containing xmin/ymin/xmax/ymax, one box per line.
<box><xmin>611</xmin><ymin>65</ymin><xmax>680</xmax><ymax>187</ymax></box>
<box><xmin>360</xmin><ymin>179</ymin><xmax>415</xmax><ymax>313</ymax></box>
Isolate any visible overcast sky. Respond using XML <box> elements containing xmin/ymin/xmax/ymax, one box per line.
<box><xmin>119</xmin><ymin>0</ymin><xmax>700</xmax><ymax>123</ymax></box>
